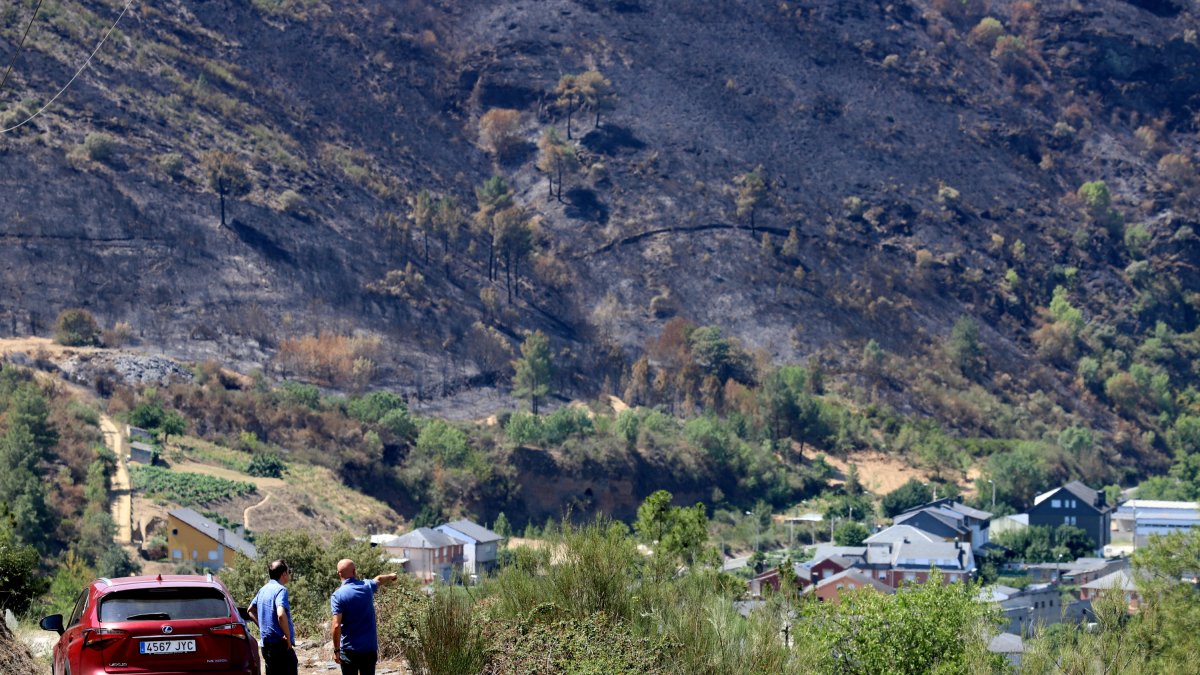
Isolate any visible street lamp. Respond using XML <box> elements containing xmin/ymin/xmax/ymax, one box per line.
<box><xmin>988</xmin><ymin>479</ymin><xmax>996</xmax><ymax>510</ymax></box>
<box><xmin>745</xmin><ymin>510</ymin><xmax>760</xmax><ymax>553</ymax></box>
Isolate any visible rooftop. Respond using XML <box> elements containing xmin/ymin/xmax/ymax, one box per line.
<box><xmin>438</xmin><ymin>519</ymin><xmax>504</xmax><ymax>543</ymax></box>
<box><xmin>168</xmin><ymin>508</ymin><xmax>257</xmax><ymax>559</ymax></box>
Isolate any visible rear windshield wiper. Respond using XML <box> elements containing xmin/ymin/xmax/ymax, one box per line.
<box><xmin>124</xmin><ymin>612</ymin><xmax>171</xmax><ymax>621</ymax></box>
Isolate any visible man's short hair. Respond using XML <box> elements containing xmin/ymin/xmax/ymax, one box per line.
<box><xmin>268</xmin><ymin>559</ymin><xmax>289</xmax><ymax>581</ymax></box>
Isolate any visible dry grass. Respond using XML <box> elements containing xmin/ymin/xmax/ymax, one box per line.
<box><xmin>0</xmin><ymin>623</ymin><xmax>39</xmax><ymax>675</ymax></box>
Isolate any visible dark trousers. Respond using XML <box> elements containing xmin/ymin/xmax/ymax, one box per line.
<box><xmin>339</xmin><ymin>649</ymin><xmax>378</xmax><ymax>675</ymax></box>
<box><xmin>262</xmin><ymin>642</ymin><xmax>298</xmax><ymax>675</ymax></box>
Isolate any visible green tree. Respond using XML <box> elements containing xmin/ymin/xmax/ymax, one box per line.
<box><xmin>8</xmin><ymin>383</ymin><xmax>59</xmax><ymax>451</ymax></box>
<box><xmin>53</xmin><ymin>308</ymin><xmax>101</xmax><ymax>346</ymax></box>
<box><xmin>946</xmin><ymin>315</ymin><xmax>984</xmax><ymax>377</ymax></box>
<box><xmin>882</xmin><ymin>478</ymin><xmax>934</xmax><ymax>518</ymax></box>
<box><xmin>802</xmin><ymin>569</ymin><xmax>1003</xmax><ymax>674</ymax></box>
<box><xmin>634</xmin><ymin>489</ymin><xmax>673</xmax><ymax>544</ymax></box>
<box><xmin>414</xmin><ymin>420</ymin><xmax>471</xmax><ymax>468</ymax></box>
<box><xmin>977</xmin><ymin>443</ymin><xmax>1051</xmax><ymax>510</ymax></box>
<box><xmin>0</xmin><ymin>425</ymin><xmax>52</xmax><ymax>551</ymax></box>
<box><xmin>833</xmin><ymin>521</ymin><xmax>869</xmax><ymax>546</ymax></box>
<box><xmin>202</xmin><ymin>151</ymin><xmax>252</xmax><ymax>228</ymax></box>
<box><xmin>473</xmin><ymin>176</ymin><xmax>513</xmax><ymax>282</ymax></box>
<box><xmin>492</xmin><ymin>512</ymin><xmax>512</xmax><ymax>539</ymax></box>
<box><xmin>512</xmin><ymin>331</ymin><xmax>553</xmax><ymax>414</ymax></box>
<box><xmin>0</xmin><ymin>519</ymin><xmax>46</xmax><ymax>615</ymax></box>
<box><xmin>733</xmin><ymin>165</ymin><xmax>766</xmax><ymax>231</ymax></box>
<box><xmin>159</xmin><ymin>409</ymin><xmax>187</xmax><ymax>445</ymax></box>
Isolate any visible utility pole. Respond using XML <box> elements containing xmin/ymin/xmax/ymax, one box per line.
<box><xmin>988</xmin><ymin>479</ymin><xmax>996</xmax><ymax>510</ymax></box>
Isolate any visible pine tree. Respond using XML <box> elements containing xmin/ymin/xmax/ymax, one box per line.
<box><xmin>554</xmin><ymin>74</ymin><xmax>582</xmax><ymax>139</ymax></box>
<box><xmin>0</xmin><ymin>425</ymin><xmax>51</xmax><ymax>552</ymax></box>
<box><xmin>202</xmin><ymin>151</ymin><xmax>252</xmax><ymax>228</ymax></box>
<box><xmin>575</xmin><ymin>70</ymin><xmax>616</xmax><ymax>128</ymax></box>
<box><xmin>474</xmin><ymin>177</ymin><xmax>514</xmax><ymax>281</ymax></box>
<box><xmin>537</xmin><ymin>128</ymin><xmax>580</xmax><ymax>201</ymax></box>
<box><xmin>411</xmin><ymin>189</ymin><xmax>435</xmax><ymax>266</ymax></box>
<box><xmin>513</xmin><ymin>331</ymin><xmax>553</xmax><ymax>414</ymax></box>
<box><xmin>734</xmin><ymin>165</ymin><xmax>767</xmax><ymax>231</ymax></box>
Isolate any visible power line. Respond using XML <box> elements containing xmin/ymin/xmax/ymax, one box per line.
<box><xmin>1</xmin><ymin>0</ymin><xmax>137</xmax><ymax>134</ymax></box>
<box><xmin>0</xmin><ymin>0</ymin><xmax>45</xmax><ymax>96</ymax></box>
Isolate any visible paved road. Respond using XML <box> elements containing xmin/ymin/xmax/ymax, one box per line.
<box><xmin>100</xmin><ymin>415</ymin><xmax>133</xmax><ymax>545</ymax></box>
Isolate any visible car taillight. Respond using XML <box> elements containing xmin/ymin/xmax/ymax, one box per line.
<box><xmin>210</xmin><ymin>623</ymin><xmax>249</xmax><ymax>640</ymax></box>
<box><xmin>82</xmin><ymin>627</ymin><xmax>128</xmax><ymax>648</ymax></box>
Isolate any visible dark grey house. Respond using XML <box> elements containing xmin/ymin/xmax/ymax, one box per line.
<box><xmin>1027</xmin><ymin>481</ymin><xmax>1112</xmax><ymax>552</ymax></box>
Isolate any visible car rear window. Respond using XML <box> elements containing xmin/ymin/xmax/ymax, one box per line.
<box><xmin>99</xmin><ymin>588</ymin><xmax>229</xmax><ymax>622</ymax></box>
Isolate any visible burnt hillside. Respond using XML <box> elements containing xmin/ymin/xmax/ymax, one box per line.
<box><xmin>1</xmin><ymin>0</ymin><xmax>1198</xmax><ymax>447</ymax></box>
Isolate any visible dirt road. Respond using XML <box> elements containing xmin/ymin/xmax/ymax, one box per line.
<box><xmin>100</xmin><ymin>415</ymin><xmax>133</xmax><ymax>545</ymax></box>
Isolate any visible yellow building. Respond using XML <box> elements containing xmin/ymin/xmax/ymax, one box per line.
<box><xmin>167</xmin><ymin>507</ymin><xmax>257</xmax><ymax>569</ymax></box>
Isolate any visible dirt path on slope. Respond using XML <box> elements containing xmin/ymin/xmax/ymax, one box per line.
<box><xmin>100</xmin><ymin>415</ymin><xmax>133</xmax><ymax>545</ymax></box>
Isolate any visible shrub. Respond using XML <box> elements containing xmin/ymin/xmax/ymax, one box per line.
<box><xmin>478</xmin><ymin>108</ymin><xmax>524</xmax><ymax>161</ymax></box>
<box><xmin>276</xmin><ymin>381</ymin><xmax>321</xmax><ymax>409</ymax></box>
<box><xmin>157</xmin><ymin>152</ymin><xmax>185</xmax><ymax>180</ymax></box>
<box><xmin>401</xmin><ymin>590</ymin><xmax>489</xmax><ymax>675</ymax></box>
<box><xmin>278</xmin><ymin>189</ymin><xmax>305</xmax><ymax>214</ymax></box>
<box><xmin>247</xmin><ymin>451</ymin><xmax>285</xmax><ymax>478</ymax></box>
<box><xmin>101</xmin><ymin>321</ymin><xmax>133</xmax><ymax>347</ymax></box>
<box><xmin>347</xmin><ymin>390</ymin><xmax>408</xmax><ymax>424</ymax></box>
<box><xmin>54</xmin><ymin>308</ymin><xmax>101</xmax><ymax>346</ymax></box>
<box><xmin>82</xmin><ymin>133</ymin><xmax>117</xmax><ymax>163</ymax></box>
<box><xmin>968</xmin><ymin>17</ymin><xmax>1005</xmax><ymax>47</ymax></box>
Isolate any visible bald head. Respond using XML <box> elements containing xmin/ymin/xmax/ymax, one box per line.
<box><xmin>337</xmin><ymin>559</ymin><xmax>357</xmax><ymax>580</ymax></box>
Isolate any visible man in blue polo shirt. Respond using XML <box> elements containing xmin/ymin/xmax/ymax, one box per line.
<box><xmin>330</xmin><ymin>558</ymin><xmax>399</xmax><ymax>675</ymax></box>
<box><xmin>248</xmin><ymin>559</ymin><xmax>297</xmax><ymax>675</ymax></box>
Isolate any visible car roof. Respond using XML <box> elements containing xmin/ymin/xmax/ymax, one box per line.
<box><xmin>93</xmin><ymin>574</ymin><xmax>230</xmax><ymax>594</ymax></box>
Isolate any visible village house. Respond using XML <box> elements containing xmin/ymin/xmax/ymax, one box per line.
<box><xmin>1027</xmin><ymin>481</ymin><xmax>1113</xmax><ymax>552</ymax></box>
<box><xmin>166</xmin><ymin>507</ymin><xmax>256</xmax><ymax>570</ymax></box>
<box><xmin>809</xmin><ymin>568</ymin><xmax>894</xmax><ymax>603</ymax></box>
<box><xmin>394</xmin><ymin>527</ymin><xmax>464</xmax><ymax>583</ymax></box>
<box><xmin>435</xmin><ymin>519</ymin><xmax>504</xmax><ymax>577</ymax></box>
<box><xmin>980</xmin><ymin>583</ymin><xmax>1066</xmax><ymax>636</ymax></box>
<box><xmin>1079</xmin><ymin>569</ymin><xmax>1142</xmax><ymax>611</ymax></box>
<box><xmin>894</xmin><ymin>499</ymin><xmax>993</xmax><ymax>547</ymax></box>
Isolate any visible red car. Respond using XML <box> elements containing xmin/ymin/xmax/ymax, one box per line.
<box><xmin>40</xmin><ymin>573</ymin><xmax>261</xmax><ymax>675</ymax></box>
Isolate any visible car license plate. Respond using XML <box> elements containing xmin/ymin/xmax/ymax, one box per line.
<box><xmin>139</xmin><ymin>639</ymin><xmax>196</xmax><ymax>654</ymax></box>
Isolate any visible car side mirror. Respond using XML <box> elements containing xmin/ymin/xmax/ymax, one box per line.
<box><xmin>40</xmin><ymin>614</ymin><xmax>64</xmax><ymax>635</ymax></box>
<box><xmin>237</xmin><ymin>606</ymin><xmax>251</xmax><ymax>622</ymax></box>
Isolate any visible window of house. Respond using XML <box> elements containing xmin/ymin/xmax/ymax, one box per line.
<box><xmin>878</xmin><ymin>572</ymin><xmax>886</xmax><ymax>580</ymax></box>
<box><xmin>1051</xmin><ymin>499</ymin><xmax>1062</xmax><ymax>508</ymax></box>
<box><xmin>904</xmin><ymin>573</ymin><xmax>916</xmax><ymax>581</ymax></box>
<box><xmin>208</xmin><ymin>550</ymin><xmax>219</xmax><ymax>561</ymax></box>
<box><xmin>172</xmin><ymin>549</ymin><xmax>182</xmax><ymax>559</ymax></box>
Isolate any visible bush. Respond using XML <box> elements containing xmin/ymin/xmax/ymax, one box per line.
<box><xmin>82</xmin><ymin>133</ymin><xmax>117</xmax><ymax>163</ymax></box>
<box><xmin>247</xmin><ymin>451</ymin><xmax>286</xmax><ymax>478</ymax></box>
<box><xmin>54</xmin><ymin>308</ymin><xmax>101</xmax><ymax>346</ymax></box>
<box><xmin>347</xmin><ymin>391</ymin><xmax>407</xmax><ymax>424</ymax></box>
<box><xmin>157</xmin><ymin>152</ymin><xmax>185</xmax><ymax>180</ymax></box>
<box><xmin>278</xmin><ymin>189</ymin><xmax>305</xmax><ymax>214</ymax></box>
<box><xmin>401</xmin><ymin>590</ymin><xmax>489</xmax><ymax>675</ymax></box>
<box><xmin>276</xmin><ymin>381</ymin><xmax>321</xmax><ymax>409</ymax></box>
<box><xmin>0</xmin><ymin>538</ymin><xmax>45</xmax><ymax>615</ymax></box>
